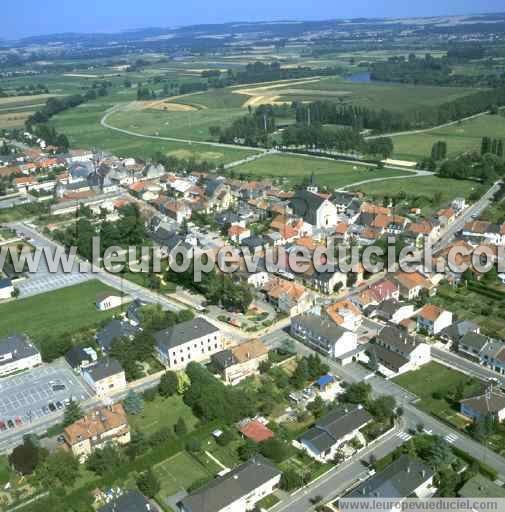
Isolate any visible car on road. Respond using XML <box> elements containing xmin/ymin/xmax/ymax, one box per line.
<box><xmin>56</xmin><ymin>401</ymin><xmax>63</xmax><ymax>409</ymax></box>
<box><xmin>0</xmin><ymin>421</ymin><xmax>6</xmax><ymax>432</ymax></box>
<box><xmin>42</xmin><ymin>405</ymin><xmax>49</xmax><ymax>414</ymax></box>
<box><xmin>7</xmin><ymin>420</ymin><xmax>14</xmax><ymax>429</ymax></box>
<box><xmin>48</xmin><ymin>402</ymin><xmax>56</xmax><ymax>412</ymax></box>
<box><xmin>52</xmin><ymin>384</ymin><xmax>66</xmax><ymax>392</ymax></box>
<box><xmin>14</xmin><ymin>417</ymin><xmax>22</xmax><ymax>426</ymax></box>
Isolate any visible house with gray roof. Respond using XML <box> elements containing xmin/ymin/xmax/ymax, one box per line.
<box><xmin>82</xmin><ymin>357</ymin><xmax>126</xmax><ymax>398</ymax></box>
<box><xmin>178</xmin><ymin>455</ymin><xmax>281</xmax><ymax>512</ymax></box>
<box><xmin>95</xmin><ymin>319</ymin><xmax>140</xmax><ymax>353</ymax></box>
<box><xmin>344</xmin><ymin>455</ymin><xmax>435</xmax><ymax>499</ymax></box>
<box><xmin>291</xmin><ymin>312</ymin><xmax>357</xmax><ymax>359</ymax></box>
<box><xmin>298</xmin><ymin>405</ymin><xmax>372</xmax><ymax>462</ymax></box>
<box><xmin>0</xmin><ymin>334</ymin><xmax>42</xmax><ymax>378</ymax></box>
<box><xmin>460</xmin><ymin>390</ymin><xmax>505</xmax><ymax>422</ymax></box>
<box><xmin>154</xmin><ymin>318</ymin><xmax>223</xmax><ymax>370</ymax></box>
<box><xmin>439</xmin><ymin>320</ymin><xmax>480</xmax><ymax>345</ymax></box>
<box><xmin>458</xmin><ymin>332</ymin><xmax>492</xmax><ymax>361</ymax></box>
<box><xmin>290</xmin><ymin>189</ymin><xmax>338</xmax><ymax>229</ymax></box>
<box><xmin>98</xmin><ymin>490</ymin><xmax>151</xmax><ymax>512</ymax></box>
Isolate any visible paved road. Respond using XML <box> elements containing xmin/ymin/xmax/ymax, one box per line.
<box><xmin>338</xmin><ymin>169</ymin><xmax>433</xmax><ymax>191</ymax></box>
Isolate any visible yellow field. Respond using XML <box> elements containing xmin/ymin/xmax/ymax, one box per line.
<box><xmin>166</xmin><ymin>148</ymin><xmax>225</xmax><ymax>160</ymax></box>
<box><xmin>0</xmin><ymin>94</ymin><xmax>56</xmax><ymax>106</ymax></box>
<box><xmin>0</xmin><ymin>111</ymin><xmax>33</xmax><ymax>128</ymax></box>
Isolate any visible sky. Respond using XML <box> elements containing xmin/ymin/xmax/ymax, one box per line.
<box><xmin>3</xmin><ymin>0</ymin><xmax>505</xmax><ymax>40</ymax></box>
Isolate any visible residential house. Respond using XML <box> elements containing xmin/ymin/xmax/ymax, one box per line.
<box><xmin>205</xmin><ymin>179</ymin><xmax>234</xmax><ymax>212</ymax></box>
<box><xmin>451</xmin><ymin>197</ymin><xmax>467</xmax><ymax>212</ymax></box>
<box><xmin>290</xmin><ymin>189</ymin><xmax>338</xmax><ymax>229</ymax></box>
<box><xmin>368</xmin><ymin>325</ymin><xmax>431</xmax><ymax>377</ymax></box>
<box><xmin>439</xmin><ymin>320</ymin><xmax>480</xmax><ymax>345</ymax></box>
<box><xmin>298</xmin><ymin>405</ymin><xmax>372</xmax><ymax>463</ymax></box>
<box><xmin>458</xmin><ymin>332</ymin><xmax>491</xmax><ymax>362</ymax></box>
<box><xmin>82</xmin><ymin>358</ymin><xmax>127</xmax><ymax>398</ymax></box>
<box><xmin>63</xmin><ymin>403</ymin><xmax>130</xmax><ymax>462</ymax></box>
<box><xmin>291</xmin><ymin>312</ymin><xmax>357</xmax><ymax>359</ymax></box>
<box><xmin>264</xmin><ymin>277</ymin><xmax>313</xmax><ymax>317</ymax></box>
<box><xmin>95</xmin><ymin>293</ymin><xmax>123</xmax><ymax>311</ymax></box>
<box><xmin>325</xmin><ymin>300</ymin><xmax>362</xmax><ymax>331</ymax></box>
<box><xmin>239</xmin><ymin>420</ymin><xmax>274</xmax><ymax>444</ymax></box>
<box><xmin>96</xmin><ymin>319</ymin><xmax>140</xmax><ymax>353</ymax></box>
<box><xmin>228</xmin><ymin>224</ymin><xmax>251</xmax><ymax>243</ymax></box>
<box><xmin>416</xmin><ymin>304</ymin><xmax>453</xmax><ymax>336</ymax></box>
<box><xmin>436</xmin><ymin>208</ymin><xmax>456</xmax><ymax>229</ymax></box>
<box><xmin>65</xmin><ymin>346</ymin><xmax>97</xmax><ymax>371</ymax></box>
<box><xmin>154</xmin><ymin>318</ymin><xmax>223</xmax><ymax>371</ymax></box>
<box><xmin>98</xmin><ymin>491</ymin><xmax>152</xmax><ymax>512</ymax></box>
<box><xmin>306</xmin><ymin>269</ymin><xmax>347</xmax><ymax>294</ymax></box>
<box><xmin>404</xmin><ymin>222</ymin><xmax>436</xmax><ymax>249</ymax></box>
<box><xmin>0</xmin><ymin>334</ymin><xmax>42</xmax><ymax>378</ymax></box>
<box><xmin>177</xmin><ymin>455</ymin><xmax>281</xmax><ymax>512</ymax></box>
<box><xmin>353</xmin><ymin>279</ymin><xmax>400</xmax><ymax>310</ymax></box>
<box><xmin>344</xmin><ymin>455</ymin><xmax>435</xmax><ymax>500</ymax></box>
<box><xmin>462</xmin><ymin>221</ymin><xmax>505</xmax><ymax>246</ymax></box>
<box><xmin>372</xmin><ymin>299</ymin><xmax>414</xmax><ymax>325</ymax></box>
<box><xmin>460</xmin><ymin>390</ymin><xmax>505</xmax><ymax>422</ymax></box>
<box><xmin>211</xmin><ymin>338</ymin><xmax>269</xmax><ymax>385</ymax></box>
<box><xmin>0</xmin><ymin>278</ymin><xmax>14</xmax><ymax>300</ymax></box>
<box><xmin>333</xmin><ymin>192</ymin><xmax>356</xmax><ymax>214</ymax></box>
<box><xmin>393</xmin><ymin>272</ymin><xmax>434</xmax><ymax>300</ymax></box>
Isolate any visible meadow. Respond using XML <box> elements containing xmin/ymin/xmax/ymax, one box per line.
<box><xmin>232</xmin><ymin>153</ymin><xmax>410</xmax><ymax>189</ymax></box>
<box><xmin>392</xmin><ymin>113</ymin><xmax>505</xmax><ymax>161</ymax></box>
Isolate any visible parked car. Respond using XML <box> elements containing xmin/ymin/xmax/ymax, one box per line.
<box><xmin>0</xmin><ymin>421</ymin><xmax>6</xmax><ymax>432</ymax></box>
<box><xmin>14</xmin><ymin>417</ymin><xmax>22</xmax><ymax>426</ymax></box>
<box><xmin>56</xmin><ymin>401</ymin><xmax>63</xmax><ymax>409</ymax></box>
<box><xmin>52</xmin><ymin>384</ymin><xmax>66</xmax><ymax>392</ymax></box>
<box><xmin>48</xmin><ymin>402</ymin><xmax>56</xmax><ymax>412</ymax></box>
<box><xmin>42</xmin><ymin>405</ymin><xmax>49</xmax><ymax>414</ymax></box>
<box><xmin>7</xmin><ymin>420</ymin><xmax>14</xmax><ymax>429</ymax></box>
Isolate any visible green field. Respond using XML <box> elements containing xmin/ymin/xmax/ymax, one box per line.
<box><xmin>128</xmin><ymin>395</ymin><xmax>198</xmax><ymax>436</ymax></box>
<box><xmin>392</xmin><ymin>114</ymin><xmax>505</xmax><ymax>161</ymax></box>
<box><xmin>353</xmin><ymin>175</ymin><xmax>479</xmax><ymax>213</ymax></box>
<box><xmin>232</xmin><ymin>153</ymin><xmax>410</xmax><ymax>189</ymax></box>
<box><xmin>274</xmin><ymin>77</ymin><xmax>477</xmax><ymax>112</ymax></box>
<box><xmin>154</xmin><ymin>451</ymin><xmax>217</xmax><ymax>498</ymax></box>
<box><xmin>0</xmin><ymin>280</ymin><xmax>121</xmax><ymax>339</ymax></box>
<box><xmin>393</xmin><ymin>362</ymin><xmax>484</xmax><ymax>429</ymax></box>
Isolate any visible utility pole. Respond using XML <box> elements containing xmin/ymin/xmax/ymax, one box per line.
<box><xmin>307</xmin><ymin>105</ymin><xmax>311</xmax><ymax>127</ymax></box>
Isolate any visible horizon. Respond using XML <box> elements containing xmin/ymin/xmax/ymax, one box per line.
<box><xmin>3</xmin><ymin>0</ymin><xmax>505</xmax><ymax>40</ymax></box>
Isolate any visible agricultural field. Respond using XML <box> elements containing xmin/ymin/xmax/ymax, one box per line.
<box><xmin>232</xmin><ymin>153</ymin><xmax>410</xmax><ymax>189</ymax></box>
<box><xmin>0</xmin><ymin>280</ymin><xmax>121</xmax><ymax>339</ymax></box>
<box><xmin>392</xmin><ymin>113</ymin><xmax>505</xmax><ymax>161</ymax></box>
<box><xmin>393</xmin><ymin>362</ymin><xmax>484</xmax><ymax>429</ymax></box>
<box><xmin>352</xmin><ymin>175</ymin><xmax>480</xmax><ymax>214</ymax></box>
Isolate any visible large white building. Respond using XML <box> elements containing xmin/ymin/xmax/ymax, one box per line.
<box><xmin>0</xmin><ymin>334</ymin><xmax>42</xmax><ymax>378</ymax></box>
<box><xmin>154</xmin><ymin>318</ymin><xmax>223</xmax><ymax>370</ymax></box>
<box><xmin>178</xmin><ymin>455</ymin><xmax>281</xmax><ymax>512</ymax></box>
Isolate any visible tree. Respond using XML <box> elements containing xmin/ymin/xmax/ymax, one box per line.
<box><xmin>238</xmin><ymin>440</ymin><xmax>258</xmax><ymax>461</ymax></box>
<box><xmin>137</xmin><ymin>468</ymin><xmax>161</xmax><ymax>498</ymax></box>
<box><xmin>186</xmin><ymin>438</ymin><xmax>202</xmax><ymax>453</ymax></box>
<box><xmin>86</xmin><ymin>445</ymin><xmax>124</xmax><ymax>476</ymax></box>
<box><xmin>39</xmin><ymin>450</ymin><xmax>79</xmax><ymax>488</ymax></box>
<box><xmin>427</xmin><ymin>437</ymin><xmax>455</xmax><ymax>468</ymax></box>
<box><xmin>159</xmin><ymin>371</ymin><xmax>178</xmax><ymax>397</ymax></box>
<box><xmin>216</xmin><ymin>428</ymin><xmax>234</xmax><ymax>446</ymax></box>
<box><xmin>9</xmin><ymin>438</ymin><xmax>43</xmax><ymax>475</ymax></box>
<box><xmin>280</xmin><ymin>469</ymin><xmax>305</xmax><ymax>491</ymax></box>
<box><xmin>307</xmin><ymin>395</ymin><xmax>326</xmax><ymax>419</ymax></box>
<box><xmin>123</xmin><ymin>391</ymin><xmax>144</xmax><ymax>415</ymax></box>
<box><xmin>342</xmin><ymin>382</ymin><xmax>372</xmax><ymax>405</ymax></box>
<box><xmin>291</xmin><ymin>358</ymin><xmax>309</xmax><ymax>389</ymax></box>
<box><xmin>368</xmin><ymin>396</ymin><xmax>397</xmax><ymax>422</ymax></box>
<box><xmin>63</xmin><ymin>399</ymin><xmax>83</xmax><ymax>427</ymax></box>
<box><xmin>174</xmin><ymin>417</ymin><xmax>188</xmax><ymax>437</ymax></box>
<box><xmin>259</xmin><ymin>438</ymin><xmax>291</xmax><ymax>463</ymax></box>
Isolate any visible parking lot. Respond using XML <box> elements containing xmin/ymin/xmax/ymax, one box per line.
<box><xmin>0</xmin><ymin>363</ymin><xmax>91</xmax><ymax>434</ymax></box>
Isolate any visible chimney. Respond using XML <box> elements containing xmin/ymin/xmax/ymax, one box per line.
<box><xmin>407</xmin><ymin>465</ymin><xmax>411</xmax><ymax>474</ymax></box>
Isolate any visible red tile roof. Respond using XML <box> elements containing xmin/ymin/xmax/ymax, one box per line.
<box><xmin>239</xmin><ymin>420</ymin><xmax>274</xmax><ymax>443</ymax></box>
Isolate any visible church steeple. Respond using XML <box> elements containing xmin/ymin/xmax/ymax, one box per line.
<box><xmin>307</xmin><ymin>171</ymin><xmax>318</xmax><ymax>193</ymax></box>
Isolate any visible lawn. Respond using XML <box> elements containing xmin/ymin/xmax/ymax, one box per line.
<box><xmin>353</xmin><ymin>176</ymin><xmax>479</xmax><ymax>215</ymax></box>
<box><xmin>392</xmin><ymin>114</ymin><xmax>505</xmax><ymax>161</ymax></box>
<box><xmin>154</xmin><ymin>451</ymin><xmax>216</xmax><ymax>498</ymax></box>
<box><xmin>232</xmin><ymin>153</ymin><xmax>410</xmax><ymax>190</ymax></box>
<box><xmin>0</xmin><ymin>456</ymin><xmax>11</xmax><ymax>485</ymax></box>
<box><xmin>393</xmin><ymin>362</ymin><xmax>484</xmax><ymax>429</ymax></box>
<box><xmin>128</xmin><ymin>395</ymin><xmax>199</xmax><ymax>436</ymax></box>
<box><xmin>0</xmin><ymin>280</ymin><xmax>121</xmax><ymax>339</ymax></box>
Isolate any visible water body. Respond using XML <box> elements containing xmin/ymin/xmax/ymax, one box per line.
<box><xmin>347</xmin><ymin>71</ymin><xmax>371</xmax><ymax>83</ymax></box>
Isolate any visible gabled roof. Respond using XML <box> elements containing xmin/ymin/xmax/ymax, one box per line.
<box><xmin>154</xmin><ymin>318</ymin><xmax>220</xmax><ymax>351</ymax></box>
<box><xmin>98</xmin><ymin>490</ymin><xmax>150</xmax><ymax>512</ymax></box>
<box><xmin>346</xmin><ymin>455</ymin><xmax>433</xmax><ymax>498</ymax></box>
<box><xmin>439</xmin><ymin>320</ymin><xmax>479</xmax><ymax>342</ymax></box>
<box><xmin>299</xmin><ymin>405</ymin><xmax>372</xmax><ymax>453</ymax></box>
<box><xmin>461</xmin><ymin>390</ymin><xmax>505</xmax><ymax>415</ymax></box>
<box><xmin>460</xmin><ymin>332</ymin><xmax>490</xmax><ymax>352</ymax></box>
<box><xmin>179</xmin><ymin>455</ymin><xmax>281</xmax><ymax>512</ymax></box>
<box><xmin>417</xmin><ymin>304</ymin><xmax>445</xmax><ymax>322</ymax></box>
<box><xmin>84</xmin><ymin>357</ymin><xmax>123</xmax><ymax>382</ymax></box>
<box><xmin>239</xmin><ymin>420</ymin><xmax>274</xmax><ymax>443</ymax></box>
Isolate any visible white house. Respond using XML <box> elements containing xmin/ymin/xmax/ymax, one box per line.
<box><xmin>0</xmin><ymin>334</ymin><xmax>42</xmax><ymax>378</ymax></box>
<box><xmin>298</xmin><ymin>405</ymin><xmax>372</xmax><ymax>463</ymax></box>
<box><xmin>82</xmin><ymin>358</ymin><xmax>127</xmax><ymax>398</ymax></box>
<box><xmin>96</xmin><ymin>293</ymin><xmax>123</xmax><ymax>311</ymax></box>
<box><xmin>178</xmin><ymin>455</ymin><xmax>281</xmax><ymax>512</ymax></box>
<box><xmin>368</xmin><ymin>325</ymin><xmax>431</xmax><ymax>378</ymax></box>
<box><xmin>416</xmin><ymin>304</ymin><xmax>453</xmax><ymax>336</ymax></box>
<box><xmin>373</xmin><ymin>299</ymin><xmax>414</xmax><ymax>325</ymax></box>
<box><xmin>290</xmin><ymin>189</ymin><xmax>338</xmax><ymax>229</ymax></box>
<box><xmin>291</xmin><ymin>313</ymin><xmax>357</xmax><ymax>359</ymax></box>
<box><xmin>154</xmin><ymin>318</ymin><xmax>223</xmax><ymax>371</ymax></box>
<box><xmin>0</xmin><ymin>278</ymin><xmax>14</xmax><ymax>300</ymax></box>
